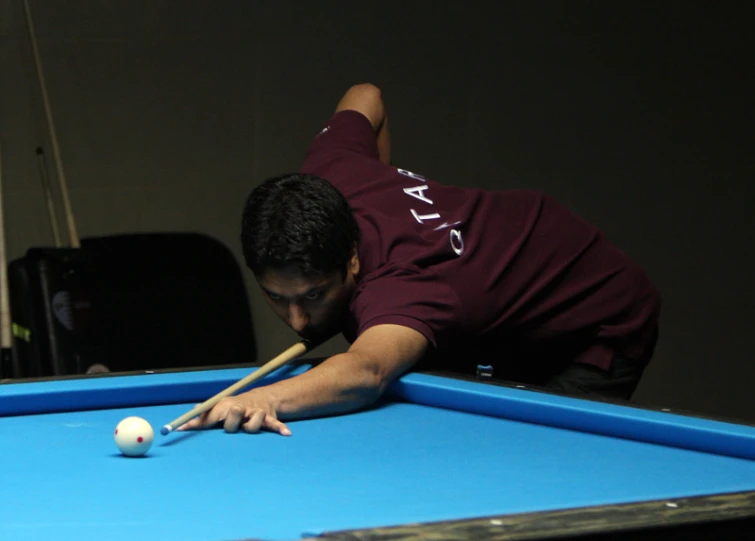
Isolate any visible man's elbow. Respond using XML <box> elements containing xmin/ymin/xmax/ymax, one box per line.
<box><xmin>346</xmin><ymin>82</ymin><xmax>383</xmax><ymax>100</ymax></box>
<box><xmin>345</xmin><ymin>360</ymin><xmax>390</xmax><ymax>409</ymax></box>
<box><xmin>365</xmin><ymin>358</ymin><xmax>409</xmax><ymax>402</ymax></box>
<box><xmin>336</xmin><ymin>83</ymin><xmax>386</xmax><ymax>131</ymax></box>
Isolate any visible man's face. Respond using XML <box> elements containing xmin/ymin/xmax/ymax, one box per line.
<box><xmin>258</xmin><ymin>255</ymin><xmax>359</xmax><ymax>343</ymax></box>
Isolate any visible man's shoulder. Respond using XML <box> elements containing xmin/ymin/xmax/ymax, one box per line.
<box><xmin>348</xmin><ymin>264</ymin><xmax>463</xmax><ymax>350</ymax></box>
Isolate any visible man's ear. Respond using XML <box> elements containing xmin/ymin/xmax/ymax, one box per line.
<box><xmin>349</xmin><ymin>243</ymin><xmax>360</xmax><ymax>276</ymax></box>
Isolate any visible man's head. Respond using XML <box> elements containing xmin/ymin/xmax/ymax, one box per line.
<box><xmin>241</xmin><ymin>173</ymin><xmax>361</xmax><ymax>342</ymax></box>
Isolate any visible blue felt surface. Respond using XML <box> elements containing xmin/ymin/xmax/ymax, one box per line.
<box><xmin>1</xmin><ymin>396</ymin><xmax>755</xmax><ymax>541</ymax></box>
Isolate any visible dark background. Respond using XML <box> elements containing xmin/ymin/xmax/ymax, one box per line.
<box><xmin>0</xmin><ymin>1</ymin><xmax>752</xmax><ymax>420</ymax></box>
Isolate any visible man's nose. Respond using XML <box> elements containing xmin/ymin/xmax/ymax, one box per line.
<box><xmin>288</xmin><ymin>303</ymin><xmax>310</xmax><ymax>332</ymax></box>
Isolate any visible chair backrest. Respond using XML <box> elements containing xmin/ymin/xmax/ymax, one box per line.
<box><xmin>77</xmin><ymin>232</ymin><xmax>257</xmax><ymax>373</ymax></box>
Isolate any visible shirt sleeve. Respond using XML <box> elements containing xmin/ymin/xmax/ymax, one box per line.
<box><xmin>302</xmin><ymin>110</ymin><xmax>380</xmax><ymax>173</ymax></box>
<box><xmin>349</xmin><ymin>265</ymin><xmax>463</xmax><ymax>349</ymax></box>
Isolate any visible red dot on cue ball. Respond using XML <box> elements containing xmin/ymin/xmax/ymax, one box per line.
<box><xmin>137</xmin><ymin>437</ymin><xmax>143</xmax><ymax>443</ymax></box>
<box><xmin>115</xmin><ymin>429</ymin><xmax>118</xmax><ymax>435</ymax></box>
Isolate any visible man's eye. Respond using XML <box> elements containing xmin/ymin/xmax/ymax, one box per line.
<box><xmin>267</xmin><ymin>292</ymin><xmax>282</xmax><ymax>301</ymax></box>
<box><xmin>304</xmin><ymin>291</ymin><xmax>321</xmax><ymax>301</ymax></box>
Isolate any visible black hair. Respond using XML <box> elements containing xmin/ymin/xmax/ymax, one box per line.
<box><xmin>241</xmin><ymin>173</ymin><xmax>361</xmax><ymax>278</ymax></box>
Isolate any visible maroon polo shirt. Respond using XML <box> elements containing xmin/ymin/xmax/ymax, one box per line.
<box><xmin>301</xmin><ymin>110</ymin><xmax>660</xmax><ymax>375</ymax></box>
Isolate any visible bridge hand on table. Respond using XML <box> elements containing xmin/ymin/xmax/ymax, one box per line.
<box><xmin>177</xmin><ymin>392</ymin><xmax>292</xmax><ymax>436</ymax></box>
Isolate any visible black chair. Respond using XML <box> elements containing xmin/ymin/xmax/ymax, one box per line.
<box><xmin>7</xmin><ymin>232</ymin><xmax>257</xmax><ymax>377</ymax></box>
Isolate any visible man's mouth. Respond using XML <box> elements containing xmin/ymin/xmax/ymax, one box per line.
<box><xmin>297</xmin><ymin>326</ymin><xmax>335</xmax><ymax>345</ymax></box>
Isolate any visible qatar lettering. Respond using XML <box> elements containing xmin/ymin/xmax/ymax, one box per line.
<box><xmin>397</xmin><ymin>168</ymin><xmax>464</xmax><ymax>256</ymax></box>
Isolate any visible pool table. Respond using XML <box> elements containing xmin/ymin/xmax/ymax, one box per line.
<box><xmin>1</xmin><ymin>362</ymin><xmax>754</xmax><ymax>541</ymax></box>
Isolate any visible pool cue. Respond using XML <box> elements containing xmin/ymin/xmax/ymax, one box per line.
<box><xmin>23</xmin><ymin>0</ymin><xmax>80</xmax><ymax>248</ymax></box>
<box><xmin>0</xmin><ymin>145</ymin><xmax>13</xmax><ymax>378</ymax></box>
<box><xmin>160</xmin><ymin>340</ymin><xmax>313</xmax><ymax>435</ymax></box>
<box><xmin>35</xmin><ymin>147</ymin><xmax>61</xmax><ymax>247</ymax></box>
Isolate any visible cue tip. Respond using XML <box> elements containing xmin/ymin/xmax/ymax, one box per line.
<box><xmin>160</xmin><ymin>425</ymin><xmax>172</xmax><ymax>436</ymax></box>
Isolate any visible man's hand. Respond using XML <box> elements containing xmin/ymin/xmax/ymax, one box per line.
<box><xmin>177</xmin><ymin>389</ymin><xmax>292</xmax><ymax>436</ymax></box>
<box><xmin>178</xmin><ymin>325</ymin><xmax>428</xmax><ymax>437</ymax></box>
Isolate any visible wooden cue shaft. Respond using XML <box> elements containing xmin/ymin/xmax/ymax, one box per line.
<box><xmin>0</xmin><ymin>146</ymin><xmax>11</xmax><ymax>346</ymax></box>
<box><xmin>22</xmin><ymin>0</ymin><xmax>80</xmax><ymax>248</ymax></box>
<box><xmin>0</xmin><ymin>146</ymin><xmax>13</xmax><ymax>378</ymax></box>
<box><xmin>160</xmin><ymin>340</ymin><xmax>312</xmax><ymax>435</ymax></box>
<box><xmin>35</xmin><ymin>147</ymin><xmax>61</xmax><ymax>247</ymax></box>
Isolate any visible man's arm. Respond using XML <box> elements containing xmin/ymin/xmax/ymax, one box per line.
<box><xmin>335</xmin><ymin>83</ymin><xmax>391</xmax><ymax>165</ymax></box>
<box><xmin>178</xmin><ymin>324</ymin><xmax>428</xmax><ymax>435</ymax></box>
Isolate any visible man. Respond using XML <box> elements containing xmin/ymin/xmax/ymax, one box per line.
<box><xmin>180</xmin><ymin>83</ymin><xmax>661</xmax><ymax>436</ymax></box>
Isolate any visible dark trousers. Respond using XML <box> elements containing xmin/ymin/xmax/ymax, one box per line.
<box><xmin>544</xmin><ymin>355</ymin><xmax>648</xmax><ymax>401</ymax></box>
<box><xmin>425</xmin><ymin>328</ymin><xmax>658</xmax><ymax>402</ymax></box>
<box><xmin>545</xmin><ymin>326</ymin><xmax>659</xmax><ymax>401</ymax></box>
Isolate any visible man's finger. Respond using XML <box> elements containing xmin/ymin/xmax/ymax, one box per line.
<box><xmin>223</xmin><ymin>405</ymin><xmax>245</xmax><ymax>433</ymax></box>
<box><xmin>264</xmin><ymin>416</ymin><xmax>292</xmax><ymax>436</ymax></box>
<box><xmin>241</xmin><ymin>410</ymin><xmax>266</xmax><ymax>434</ymax></box>
<box><xmin>177</xmin><ymin>404</ymin><xmax>226</xmax><ymax>431</ymax></box>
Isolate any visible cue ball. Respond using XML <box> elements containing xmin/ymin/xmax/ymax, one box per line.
<box><xmin>114</xmin><ymin>416</ymin><xmax>154</xmax><ymax>457</ymax></box>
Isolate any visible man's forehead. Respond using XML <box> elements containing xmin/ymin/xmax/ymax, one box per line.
<box><xmin>260</xmin><ymin>266</ymin><xmax>336</xmax><ymax>292</ymax></box>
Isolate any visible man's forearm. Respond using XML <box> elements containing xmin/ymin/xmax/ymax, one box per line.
<box><xmin>261</xmin><ymin>352</ymin><xmax>384</xmax><ymax>420</ymax></box>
